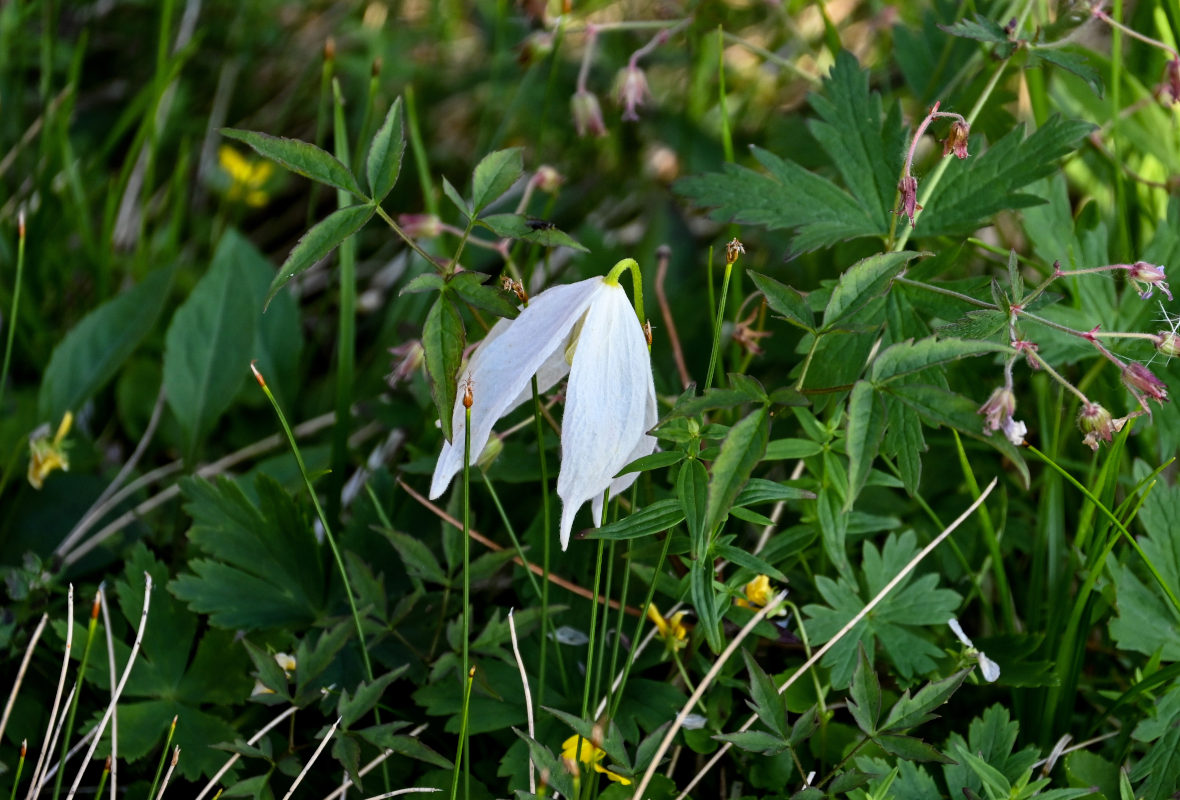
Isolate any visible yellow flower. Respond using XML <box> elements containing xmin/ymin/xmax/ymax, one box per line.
<box><xmin>560</xmin><ymin>734</ymin><xmax>631</xmax><ymax>785</ymax></box>
<box><xmin>218</xmin><ymin>145</ymin><xmax>273</xmax><ymax>207</ymax></box>
<box><xmin>735</xmin><ymin>574</ymin><xmax>786</xmax><ymax>616</ymax></box>
<box><xmin>28</xmin><ymin>411</ymin><xmax>73</xmax><ymax>490</ymax></box>
<box><xmin>646</xmin><ymin>603</ymin><xmax>687</xmax><ymax>651</ymax></box>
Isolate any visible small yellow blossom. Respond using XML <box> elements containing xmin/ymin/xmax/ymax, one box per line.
<box><xmin>560</xmin><ymin>735</ymin><xmax>631</xmax><ymax>785</ymax></box>
<box><xmin>251</xmin><ymin>651</ymin><xmax>297</xmax><ymax>696</ymax></box>
<box><xmin>735</xmin><ymin>574</ymin><xmax>787</xmax><ymax>616</ymax></box>
<box><xmin>218</xmin><ymin>145</ymin><xmax>273</xmax><ymax>207</ymax></box>
<box><xmin>646</xmin><ymin>603</ymin><xmax>687</xmax><ymax>651</ymax></box>
<box><xmin>28</xmin><ymin>412</ymin><xmax>73</xmax><ymax>490</ymax></box>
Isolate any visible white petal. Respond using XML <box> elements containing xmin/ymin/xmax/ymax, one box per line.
<box><xmin>978</xmin><ymin>653</ymin><xmax>1001</xmax><ymax>683</ymax></box>
<box><xmin>557</xmin><ymin>283</ymin><xmax>655</xmax><ymax>549</ymax></box>
<box><xmin>947</xmin><ymin>618</ymin><xmax>973</xmax><ymax>648</ymax></box>
<box><xmin>430</xmin><ymin>277</ymin><xmax>605</xmax><ymax>499</ymax></box>
<box><xmin>591</xmin><ymin>371</ymin><xmax>658</xmax><ymax>526</ymax></box>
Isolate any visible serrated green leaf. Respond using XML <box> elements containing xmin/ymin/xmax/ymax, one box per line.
<box><xmin>876</xmin><ymin>734</ymin><xmax>954</xmax><ymax>763</ymax></box>
<box><xmin>164</xmin><ymin>232</ymin><xmax>267</xmax><ymax>450</ymax></box>
<box><xmin>789</xmin><ymin>706</ymin><xmax>819</xmax><ymax>746</ymax></box>
<box><xmin>846</xmin><ymin>380</ymin><xmax>885</xmax><ymax>508</ymax></box>
<box><xmin>848</xmin><ymin>644</ymin><xmax>882</xmax><ymax>735</ymax></box>
<box><xmin>704</xmin><ymin>407</ymin><xmax>769</xmax><ymax>541</ymax></box>
<box><xmin>870</xmin><ymin>337</ymin><xmax>1009</xmax><ymax>383</ymax></box>
<box><xmin>478</xmin><ymin>213</ymin><xmax>590</xmax><ymax>252</ymax></box>
<box><xmin>338</xmin><ymin>668</ymin><xmax>405</xmax><ymax>728</ymax></box>
<box><xmin>382</xmin><ymin>529</ymin><xmax>449</xmax><ymax>586</ymax></box>
<box><xmin>39</xmin><ymin>265</ymin><xmax>172</xmax><ymax>422</ymax></box>
<box><xmin>749</xmin><ymin>271</ymin><xmax>815</xmax><ymax>331</ymax></box>
<box><xmin>881</xmin><ymin>668</ymin><xmax>969</xmax><ymax>732</ymax></box>
<box><xmin>741</xmin><ymin>648</ymin><xmax>787</xmax><ymax>737</ymax></box>
<box><xmin>267</xmin><ymin>203</ymin><xmax>375</xmax><ymax>306</ymax></box>
<box><xmin>939</xmin><ymin>14</ymin><xmax>1010</xmax><ymax>44</ymax></box>
<box><xmin>442</xmin><ymin>175</ymin><xmax>470</xmax><ymax>218</ymax></box>
<box><xmin>823</xmin><ymin>251</ymin><xmax>920</xmax><ymax>330</ymax></box>
<box><xmin>448</xmin><ymin>271</ymin><xmax>519</xmax><ymax>319</ymax></box>
<box><xmin>472</xmin><ymin>148</ymin><xmax>523</xmax><ymax>213</ymax></box>
<box><xmin>934</xmin><ymin>309</ymin><xmax>1008</xmax><ymax>339</ymax></box>
<box><xmin>587</xmin><ymin>498</ymin><xmax>684</xmax><ymax>541</ymax></box>
<box><xmin>712</xmin><ymin>729</ymin><xmax>788</xmax><ymax>755</ymax></box>
<box><xmin>920</xmin><ymin>116</ymin><xmax>1095</xmax><ymax>236</ymax></box>
<box><xmin>366</xmin><ymin>98</ymin><xmax>405</xmax><ymax>202</ymax></box>
<box><xmin>222</xmin><ymin>128</ymin><xmax>364</xmax><ymax>197</ymax></box>
<box><xmin>423</xmin><ymin>295</ymin><xmax>465</xmax><ymax>443</ymax></box>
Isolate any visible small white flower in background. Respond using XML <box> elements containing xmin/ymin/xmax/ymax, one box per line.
<box><xmin>948</xmin><ymin>618</ymin><xmax>1000</xmax><ymax>683</ymax></box>
<box><xmin>251</xmin><ymin>652</ymin><xmax>297</xmax><ymax>696</ymax></box>
<box><xmin>548</xmin><ymin>626</ymin><xmax>590</xmax><ymax>646</ymax></box>
<box><xmin>430</xmin><ymin>267</ymin><xmax>658</xmax><ymax>550</ymax></box>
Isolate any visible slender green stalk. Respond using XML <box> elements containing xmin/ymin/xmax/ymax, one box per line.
<box><xmin>250</xmin><ymin>364</ymin><xmax>374</xmax><ymax>682</ymax></box>
<box><xmin>608</xmin><ymin>531</ymin><xmax>673</xmax><ymax>721</ymax></box>
<box><xmin>93</xmin><ymin>760</ymin><xmax>110</xmax><ymax>800</ymax></box>
<box><xmin>8</xmin><ymin>742</ymin><xmax>25</xmax><ymax>800</ymax></box>
<box><xmin>309</xmin><ymin>39</ymin><xmax>334</xmax><ymax>228</ymax></box>
<box><xmin>448</xmin><ymin>666</ymin><xmax>475</xmax><ymax>800</ymax></box>
<box><xmin>603</xmin><ymin>539</ymin><xmax>633</xmax><ymax>715</ymax></box>
<box><xmin>580</xmin><ymin>539</ymin><xmax>607</xmax><ymax>723</ymax></box>
<box><xmin>354</xmin><ymin>61</ymin><xmax>382</xmax><ymax>176</ymax></box>
<box><xmin>591</xmin><ymin>540</ymin><xmax>617</xmax><ymax>710</ymax></box>
<box><xmin>145</xmin><ymin>716</ymin><xmax>177</xmax><ymax>800</ymax></box>
<box><xmin>329</xmin><ymin>78</ymin><xmax>356</xmax><ymax>527</ymax></box>
<box><xmin>462</xmin><ymin>398</ymin><xmax>472</xmax><ymax>800</ymax></box>
<box><xmin>531</xmin><ymin>374</ymin><xmax>555</xmax><ymax>707</ymax></box>
<box><xmin>716</xmin><ymin>26</ymin><xmax>735</xmax><ymax>165</ymax></box>
<box><xmin>0</xmin><ymin>212</ymin><xmax>26</xmax><ymax>413</ymax></box>
<box><xmin>50</xmin><ymin>593</ymin><xmax>101</xmax><ymax>800</ymax></box>
<box><xmin>705</xmin><ymin>259</ymin><xmax>734</xmax><ymax>390</ymax></box>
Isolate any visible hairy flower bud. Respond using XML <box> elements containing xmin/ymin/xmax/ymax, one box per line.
<box><xmin>397</xmin><ymin>213</ymin><xmax>442</xmax><ymax>239</ymax></box>
<box><xmin>1156</xmin><ymin>331</ymin><xmax>1180</xmax><ymax>358</ymax></box>
<box><xmin>535</xmin><ymin>165</ymin><xmax>564</xmax><ymax>194</ymax></box>
<box><xmin>897</xmin><ymin>175</ymin><xmax>921</xmax><ymax>227</ymax></box>
<box><xmin>571</xmin><ymin>90</ymin><xmax>607</xmax><ymax>138</ymax></box>
<box><xmin>978</xmin><ymin>387</ymin><xmax>1027</xmax><ymax>445</ymax></box>
<box><xmin>1162</xmin><ymin>58</ymin><xmax>1180</xmax><ymax>104</ymax></box>
<box><xmin>942</xmin><ymin>120</ymin><xmax>970</xmax><ymax>158</ymax></box>
<box><xmin>1127</xmin><ymin>261</ymin><xmax>1172</xmax><ymax>301</ymax></box>
<box><xmin>1123</xmin><ymin>362</ymin><xmax>1169</xmax><ymax>404</ymax></box>
<box><xmin>1077</xmin><ymin>402</ymin><xmax>1122</xmax><ymax>451</ymax></box>
<box><xmin>614</xmin><ymin>64</ymin><xmax>650</xmax><ymax>122</ymax></box>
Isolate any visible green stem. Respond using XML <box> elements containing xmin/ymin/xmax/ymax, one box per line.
<box><xmin>145</xmin><ymin>715</ymin><xmax>177</xmax><ymax>800</ymax></box>
<box><xmin>251</xmin><ymin>365</ymin><xmax>374</xmax><ymax>684</ymax></box>
<box><xmin>532</xmin><ymin>374</ymin><xmax>558</xmax><ymax>706</ymax></box>
<box><xmin>608</xmin><ymin>531</ymin><xmax>673</xmax><ymax>721</ymax></box>
<box><xmin>0</xmin><ymin>214</ymin><xmax>26</xmax><ymax>414</ymax></box>
<box><xmin>449</xmin><ymin>666</ymin><xmax>475</xmax><ymax>800</ymax></box>
<box><xmin>603</xmin><ymin>258</ymin><xmax>646</xmax><ymax>326</ymax></box>
<box><xmin>580</xmin><ymin>540</ymin><xmax>606</xmax><ymax>723</ymax></box>
<box><xmin>461</xmin><ymin>401</ymin><xmax>472</xmax><ymax>800</ymax></box>
<box><xmin>9</xmin><ymin>743</ymin><xmax>25</xmax><ymax>800</ymax></box>
<box><xmin>716</xmin><ymin>26</ymin><xmax>735</xmax><ymax>165</ymax></box>
<box><xmin>404</xmin><ymin>84</ymin><xmax>439</xmax><ymax>217</ymax></box>
<box><xmin>705</xmin><ymin>260</ymin><xmax>734</xmax><ymax>390</ymax></box>
<box><xmin>50</xmin><ymin>596</ymin><xmax>100</xmax><ymax>800</ymax></box>
<box><xmin>329</xmin><ymin>78</ymin><xmax>356</xmax><ymax>527</ymax></box>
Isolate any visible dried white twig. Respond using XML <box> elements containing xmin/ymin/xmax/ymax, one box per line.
<box><xmin>361</xmin><ymin>789</ymin><xmax>441</xmax><ymax>800</ymax></box>
<box><xmin>508</xmin><ymin>610</ymin><xmax>536</xmax><ymax>794</ymax></box>
<box><xmin>67</xmin><ymin>573</ymin><xmax>153</xmax><ymax>800</ymax></box>
<box><xmin>25</xmin><ymin>585</ymin><xmax>74</xmax><ymax>800</ymax></box>
<box><xmin>0</xmin><ymin>612</ymin><xmax>48</xmax><ymax>744</ymax></box>
<box><xmin>281</xmin><ymin>718</ymin><xmax>341</xmax><ymax>800</ymax></box>
<box><xmin>98</xmin><ymin>585</ymin><xmax>118</xmax><ymax>800</ymax></box>
<box><xmin>154</xmin><ymin>746</ymin><xmax>180</xmax><ymax>799</ymax></box>
<box><xmin>194</xmin><ymin>706</ymin><xmax>298</xmax><ymax>800</ymax></box>
<box><xmin>30</xmin><ymin>683</ymin><xmax>77</xmax><ymax>797</ymax></box>
<box><xmin>672</xmin><ymin>479</ymin><xmax>998</xmax><ymax>800</ymax></box>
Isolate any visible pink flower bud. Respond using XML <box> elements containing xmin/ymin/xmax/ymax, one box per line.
<box><xmin>942</xmin><ymin>120</ymin><xmax>970</xmax><ymax>159</ymax></box>
<box><xmin>897</xmin><ymin>176</ymin><xmax>921</xmax><ymax>227</ymax></box>
<box><xmin>387</xmin><ymin>340</ymin><xmax>425</xmax><ymax>389</ymax></box>
<box><xmin>1127</xmin><ymin>261</ymin><xmax>1172</xmax><ymax>301</ymax></box>
<box><xmin>978</xmin><ymin>387</ymin><xmax>1026</xmax><ymax>445</ymax></box>
<box><xmin>1155</xmin><ymin>331</ymin><xmax>1180</xmax><ymax>357</ymax></box>
<box><xmin>571</xmin><ymin>90</ymin><xmax>607</xmax><ymax>138</ymax></box>
<box><xmin>1122</xmin><ymin>362</ymin><xmax>1169</xmax><ymax>404</ymax></box>
<box><xmin>1077</xmin><ymin>402</ymin><xmax>1123</xmax><ymax>451</ymax></box>
<box><xmin>397</xmin><ymin>213</ymin><xmax>442</xmax><ymax>238</ymax></box>
<box><xmin>535</xmin><ymin>165</ymin><xmax>564</xmax><ymax>194</ymax></box>
<box><xmin>1162</xmin><ymin>58</ymin><xmax>1180</xmax><ymax>104</ymax></box>
<box><xmin>614</xmin><ymin>64</ymin><xmax>650</xmax><ymax>122</ymax></box>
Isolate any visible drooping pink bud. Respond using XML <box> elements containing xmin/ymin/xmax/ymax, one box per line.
<box><xmin>614</xmin><ymin>64</ymin><xmax>650</xmax><ymax>122</ymax></box>
<box><xmin>1127</xmin><ymin>261</ymin><xmax>1172</xmax><ymax>301</ymax></box>
<box><xmin>571</xmin><ymin>90</ymin><xmax>607</xmax><ymax>138</ymax></box>
<box><xmin>942</xmin><ymin>120</ymin><xmax>970</xmax><ymax>159</ymax></box>
<box><xmin>1077</xmin><ymin>402</ymin><xmax>1122</xmax><ymax>451</ymax></box>
<box><xmin>1162</xmin><ymin>58</ymin><xmax>1180</xmax><ymax>104</ymax></box>
<box><xmin>1122</xmin><ymin>362</ymin><xmax>1169</xmax><ymax>404</ymax></box>
<box><xmin>397</xmin><ymin>213</ymin><xmax>442</xmax><ymax>239</ymax></box>
<box><xmin>897</xmin><ymin>175</ymin><xmax>921</xmax><ymax>227</ymax></box>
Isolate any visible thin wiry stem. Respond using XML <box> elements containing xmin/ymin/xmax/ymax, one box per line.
<box><xmin>361</xmin><ymin>789</ymin><xmax>441</xmax><ymax>800</ymax></box>
<box><xmin>152</xmin><ymin>748</ymin><xmax>179</xmax><ymax>800</ymax></box>
<box><xmin>673</xmin><ymin>479</ymin><xmax>997</xmax><ymax>800</ymax></box>
<box><xmin>0</xmin><ymin>613</ymin><xmax>48</xmax><ymax>745</ymax></box>
<box><xmin>30</xmin><ymin>683</ymin><xmax>75</xmax><ymax>798</ymax></box>
<box><xmin>280</xmin><ymin>718</ymin><xmax>341</xmax><ymax>800</ymax></box>
<box><xmin>25</xmin><ymin>586</ymin><xmax>73</xmax><ymax>800</ymax></box>
<box><xmin>507</xmin><ymin>610</ymin><xmax>536</xmax><ymax>795</ymax></box>
<box><xmin>67</xmin><ymin>574</ymin><xmax>153</xmax><ymax>800</ymax></box>
<box><xmin>98</xmin><ymin>587</ymin><xmax>117</xmax><ymax>800</ymax></box>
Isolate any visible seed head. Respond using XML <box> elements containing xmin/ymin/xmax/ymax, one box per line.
<box><xmin>942</xmin><ymin>120</ymin><xmax>970</xmax><ymax>159</ymax></box>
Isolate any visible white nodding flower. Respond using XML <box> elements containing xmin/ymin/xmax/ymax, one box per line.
<box><xmin>429</xmin><ymin>267</ymin><xmax>657</xmax><ymax>550</ymax></box>
<box><xmin>948</xmin><ymin>618</ymin><xmax>1001</xmax><ymax>683</ymax></box>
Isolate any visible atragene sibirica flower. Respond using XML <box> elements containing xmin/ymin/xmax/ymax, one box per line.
<box><xmin>430</xmin><ymin>259</ymin><xmax>658</xmax><ymax>550</ymax></box>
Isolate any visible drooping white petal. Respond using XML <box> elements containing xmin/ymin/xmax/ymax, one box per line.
<box><xmin>947</xmin><ymin>618</ymin><xmax>973</xmax><ymax>648</ymax></box>
<box><xmin>430</xmin><ymin>277</ymin><xmax>606</xmax><ymax>499</ymax></box>
<box><xmin>557</xmin><ymin>283</ymin><xmax>655</xmax><ymax>549</ymax></box>
<box><xmin>591</xmin><ymin>367</ymin><xmax>658</xmax><ymax>526</ymax></box>
<box><xmin>978</xmin><ymin>653</ymin><xmax>1001</xmax><ymax>683</ymax></box>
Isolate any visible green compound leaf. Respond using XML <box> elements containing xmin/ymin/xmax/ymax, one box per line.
<box><xmin>365</xmin><ymin>97</ymin><xmax>405</xmax><ymax>202</ymax></box>
<box><xmin>39</xmin><ymin>264</ymin><xmax>173</xmax><ymax>422</ymax></box>
<box><xmin>801</xmin><ymin>530</ymin><xmax>961</xmax><ymax>688</ymax></box>
<box><xmin>222</xmin><ymin>128</ymin><xmax>364</xmax><ymax>198</ymax></box>
<box><xmin>870</xmin><ymin>336</ymin><xmax>1009</xmax><ymax>384</ymax></box>
<box><xmin>267</xmin><ymin>203</ymin><xmax>376</xmax><ymax>306</ymax></box>
<box><xmin>704</xmin><ymin>406</ymin><xmax>770</xmax><ymax>542</ymax></box>
<box><xmin>587</xmin><ymin>498</ymin><xmax>685</xmax><ymax>541</ymax></box>
<box><xmin>471</xmin><ymin>147</ymin><xmax>523</xmax><ymax>213</ymax></box>
<box><xmin>423</xmin><ymin>295</ymin><xmax>466</xmax><ymax>442</ymax></box>
<box><xmin>478</xmin><ymin>213</ymin><xmax>589</xmax><ymax>252</ymax></box>
<box><xmin>823</xmin><ymin>251</ymin><xmax>920</xmax><ymax>330</ymax></box>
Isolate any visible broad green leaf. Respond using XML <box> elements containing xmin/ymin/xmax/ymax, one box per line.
<box><xmin>382</xmin><ymin>529</ymin><xmax>449</xmax><ymax>586</ymax></box>
<box><xmin>880</xmin><ymin>668</ymin><xmax>970</xmax><ymax>732</ymax></box>
<box><xmin>733</xmin><ymin>478</ymin><xmax>814</xmax><ymax>507</ymax></box>
<box><xmin>848</xmin><ymin>644</ymin><xmax>882</xmax><ymax>735</ymax></box>
<box><xmin>712</xmin><ymin>729</ymin><xmax>788</xmax><ymax>756</ymax></box>
<box><xmin>692</xmin><ymin>559</ymin><xmax>724</xmax><ymax>653</ymax></box>
<box><xmin>171</xmin><ymin>475</ymin><xmax>325</xmax><ymax>629</ymax></box>
<box><xmin>267</xmin><ymin>203</ymin><xmax>375</xmax><ymax>306</ymax></box>
<box><xmin>441</xmin><ymin>175</ymin><xmax>470</xmax><ymax>218</ymax></box>
<box><xmin>423</xmin><ymin>295</ymin><xmax>465</xmax><ymax>442</ymax></box>
<box><xmin>39</xmin><ymin>265</ymin><xmax>172</xmax><ymax>421</ymax></box>
<box><xmin>846</xmin><ymin>380</ymin><xmax>885</xmax><ymax>508</ymax></box>
<box><xmin>817</xmin><ymin>487</ymin><xmax>851</xmax><ymax>579</ymax></box>
<box><xmin>222</xmin><ymin>128</ymin><xmax>363</xmax><ymax>197</ymax></box>
<box><xmin>876</xmin><ymin>734</ymin><xmax>953</xmax><ymax>763</ymax></box>
<box><xmin>357</xmin><ymin>727</ymin><xmax>453</xmax><ymax>771</ymax></box>
<box><xmin>704</xmin><ymin>407</ymin><xmax>769</xmax><ymax>540</ymax></box>
<box><xmin>679</xmin><ymin>458</ymin><xmax>709</xmax><ymax>559</ymax></box>
<box><xmin>870</xmin><ymin>337</ymin><xmax>1009</xmax><ymax>383</ymax></box>
<box><xmin>823</xmin><ymin>251</ymin><xmax>920</xmax><ymax>330</ymax></box>
<box><xmin>401</xmin><ymin>272</ymin><xmax>446</xmax><ymax>294</ymax></box>
<box><xmin>164</xmin><ymin>233</ymin><xmax>265</xmax><ymax>450</ymax></box>
<box><xmin>741</xmin><ymin>648</ymin><xmax>787</xmax><ymax>737</ymax></box>
<box><xmin>801</xmin><ymin>531</ymin><xmax>961</xmax><ymax>688</ymax></box>
<box><xmin>478</xmin><ymin>213</ymin><xmax>590</xmax><ymax>252</ymax></box>
<box><xmin>882</xmin><ymin>395</ymin><xmax>925</xmax><ymax>496</ymax></box>
<box><xmin>715</xmin><ymin>544</ymin><xmax>787</xmax><ymax>583</ymax></box>
<box><xmin>365</xmin><ymin>97</ymin><xmax>405</xmax><ymax>202</ymax></box>
<box><xmin>448</xmin><ymin>270</ymin><xmax>520</xmax><ymax>319</ymax></box>
<box><xmin>472</xmin><ymin>148</ymin><xmax>523</xmax><ymax>213</ymax></box>
<box><xmin>338</xmin><ymin>669</ymin><xmax>405</xmax><ymax>728</ymax></box>
<box><xmin>919</xmin><ymin>116</ymin><xmax>1095</xmax><ymax>236</ymax></box>
<box><xmin>587</xmin><ymin>498</ymin><xmax>684</xmax><ymax>541</ymax></box>
<box><xmin>763</xmin><ymin>438</ymin><xmax>823</xmax><ymax>460</ymax></box>
<box><xmin>943</xmin><ymin>705</ymin><xmax>1039</xmax><ymax>799</ymax></box>
<box><xmin>617</xmin><ymin>451</ymin><xmax>685</xmax><ymax>475</ymax></box>
<box><xmin>939</xmin><ymin>14</ymin><xmax>1010</xmax><ymax>44</ymax></box>
<box><xmin>749</xmin><ymin>271</ymin><xmax>815</xmax><ymax>331</ymax></box>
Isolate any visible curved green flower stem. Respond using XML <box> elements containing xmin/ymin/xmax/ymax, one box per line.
<box><xmin>50</xmin><ymin>593</ymin><xmax>100</xmax><ymax>800</ymax></box>
<box><xmin>705</xmin><ymin>258</ymin><xmax>734</xmax><ymax>391</ymax></box>
<box><xmin>0</xmin><ymin>212</ymin><xmax>25</xmax><ymax>414</ymax></box>
<box><xmin>669</xmin><ymin>650</ymin><xmax>706</xmax><ymax>714</ymax></box>
<box><xmin>251</xmin><ymin>365</ymin><xmax>375</xmax><ymax>684</ymax></box>
<box><xmin>448</xmin><ymin>666</ymin><xmax>475</xmax><ymax>800</ymax></box>
<box><xmin>531</xmin><ymin>374</ymin><xmax>556</xmax><ymax>708</ymax></box>
<box><xmin>607</xmin><ymin>531</ymin><xmax>673</xmax><ymax>721</ymax></box>
<box><xmin>9</xmin><ymin>745</ymin><xmax>26</xmax><ymax>800</ymax></box>
<box><xmin>604</xmin><ymin>257</ymin><xmax>647</xmax><ymax>328</ymax></box>
<box><xmin>1025</xmin><ymin>443</ymin><xmax>1180</xmax><ymax>615</ymax></box>
<box><xmin>950</xmin><ymin>430</ymin><xmax>1017</xmax><ymax>632</ymax></box>
<box><xmin>145</xmin><ymin>715</ymin><xmax>177</xmax><ymax>800</ymax></box>
<box><xmin>579</xmin><ymin>538</ymin><xmax>607</xmax><ymax>725</ymax></box>
<box><xmin>329</xmin><ymin>78</ymin><xmax>356</xmax><ymax>526</ymax></box>
<box><xmin>374</xmin><ymin>206</ymin><xmax>456</xmax><ymax>272</ymax></box>
<box><xmin>404</xmin><ymin>85</ymin><xmax>439</xmax><ymax>217</ymax></box>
